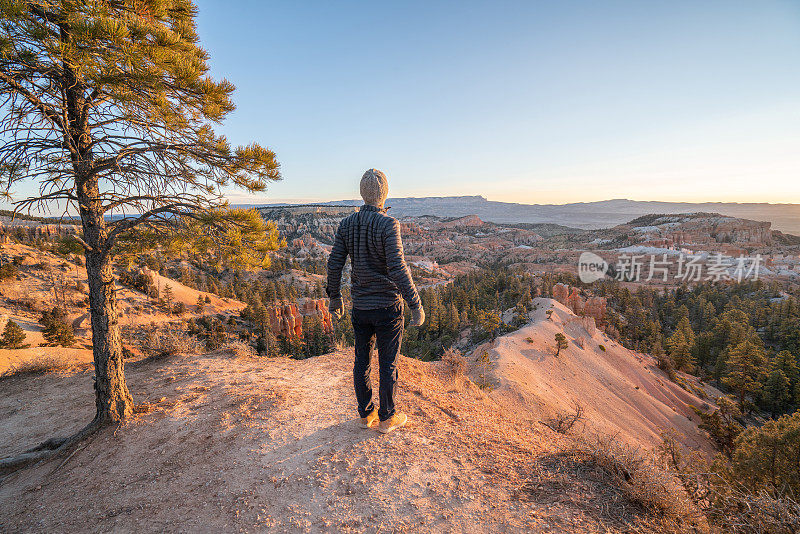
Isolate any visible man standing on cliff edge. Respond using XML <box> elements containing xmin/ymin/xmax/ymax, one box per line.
<box><xmin>326</xmin><ymin>168</ymin><xmax>425</xmax><ymax>434</ymax></box>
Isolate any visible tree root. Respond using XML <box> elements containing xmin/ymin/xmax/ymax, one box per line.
<box><xmin>0</xmin><ymin>418</ymin><xmax>103</xmax><ymax>475</ymax></box>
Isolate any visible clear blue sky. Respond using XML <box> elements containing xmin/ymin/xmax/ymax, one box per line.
<box><xmin>193</xmin><ymin>0</ymin><xmax>800</xmax><ymax>205</ymax></box>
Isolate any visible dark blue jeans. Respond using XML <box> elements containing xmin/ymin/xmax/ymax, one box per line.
<box><xmin>352</xmin><ymin>302</ymin><xmax>404</xmax><ymax>421</ymax></box>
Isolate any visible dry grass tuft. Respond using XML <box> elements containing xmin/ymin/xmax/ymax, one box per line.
<box><xmin>441</xmin><ymin>347</ymin><xmax>467</xmax><ymax>383</ymax></box>
<box><xmin>140</xmin><ymin>327</ymin><xmax>199</xmax><ymax>359</ymax></box>
<box><xmin>223</xmin><ymin>340</ymin><xmax>257</xmax><ymax>359</ymax></box>
<box><xmin>133</xmin><ymin>402</ymin><xmax>155</xmax><ymax>414</ymax></box>
<box><xmin>1</xmin><ymin>353</ymin><xmax>71</xmax><ymax>378</ymax></box>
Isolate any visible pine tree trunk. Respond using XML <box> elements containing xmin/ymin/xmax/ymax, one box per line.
<box><xmin>78</xmin><ymin>167</ymin><xmax>133</xmax><ymax>425</ymax></box>
<box><xmin>84</xmin><ymin>247</ymin><xmax>133</xmax><ymax>424</ymax></box>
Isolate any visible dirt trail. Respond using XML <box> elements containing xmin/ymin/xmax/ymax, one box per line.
<box><xmin>0</xmin><ymin>342</ymin><xmax>690</xmax><ymax>533</ymax></box>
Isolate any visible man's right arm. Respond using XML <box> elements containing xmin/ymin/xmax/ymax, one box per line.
<box><xmin>326</xmin><ymin>222</ymin><xmax>348</xmax><ymax>301</ymax></box>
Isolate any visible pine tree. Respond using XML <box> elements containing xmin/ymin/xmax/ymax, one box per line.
<box><xmin>773</xmin><ymin>350</ymin><xmax>799</xmax><ymax>385</ymax></box>
<box><xmin>163</xmin><ymin>284</ymin><xmax>174</xmax><ymax>310</ymax></box>
<box><xmin>651</xmin><ymin>336</ymin><xmax>672</xmax><ymax>374</ymax></box>
<box><xmin>264</xmin><ymin>281</ymin><xmax>277</xmax><ymax>302</ymax></box>
<box><xmin>667</xmin><ymin>327</ymin><xmax>695</xmax><ymax>372</ymax></box>
<box><xmin>520</xmin><ymin>288</ymin><xmax>532</xmax><ymax>309</ymax></box>
<box><xmin>477</xmin><ymin>350</ymin><xmax>492</xmax><ymax>390</ymax></box>
<box><xmin>554</xmin><ymin>332</ymin><xmax>568</xmax><ymax>357</ymax></box>
<box><xmin>253</xmin><ymin>302</ymin><xmax>268</xmax><ymax>335</ymax></box>
<box><xmin>196</xmin><ymin>293</ymin><xmax>205</xmax><ymax>314</ymax></box>
<box><xmin>207</xmin><ymin>279</ymin><xmax>219</xmax><ymax>296</ymax></box>
<box><xmin>0</xmin><ymin>319</ymin><xmax>27</xmax><ymax>349</ymax></box>
<box><xmin>446</xmin><ymin>303</ymin><xmax>460</xmax><ymax>333</ymax></box>
<box><xmin>314</xmin><ymin>280</ymin><xmax>324</xmax><ymax>298</ymax></box>
<box><xmin>276</xmin><ymin>284</ymin><xmax>287</xmax><ymax>301</ymax></box>
<box><xmin>763</xmin><ymin>369</ymin><xmax>791</xmax><ymax>416</ymax></box>
<box><xmin>675</xmin><ymin>315</ymin><xmax>695</xmax><ymax>345</ymax></box>
<box><xmin>723</xmin><ymin>339</ymin><xmax>768</xmax><ymax>407</ymax></box>
<box><xmin>257</xmin><ymin>329</ymin><xmax>279</xmax><ymax>357</ymax></box>
<box><xmin>476</xmin><ymin>309</ymin><xmax>501</xmax><ymax>341</ymax></box>
<box><xmin>698</xmin><ymin>395</ymin><xmax>743</xmax><ymax>456</ymax></box>
<box><xmin>0</xmin><ymin>1</ymin><xmax>280</xmax><ymax>426</ymax></box>
<box><xmin>39</xmin><ymin>307</ymin><xmax>75</xmax><ymax>347</ymax></box>
<box><xmin>729</xmin><ymin>411</ymin><xmax>800</xmax><ymax>496</ymax></box>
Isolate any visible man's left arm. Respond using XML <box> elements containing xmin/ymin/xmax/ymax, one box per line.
<box><xmin>383</xmin><ymin>219</ymin><xmax>422</xmax><ymax>311</ymax></box>
<box><xmin>326</xmin><ymin>223</ymin><xmax>348</xmax><ymax>316</ymax></box>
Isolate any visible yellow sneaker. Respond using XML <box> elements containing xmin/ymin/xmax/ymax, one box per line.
<box><xmin>360</xmin><ymin>410</ymin><xmax>379</xmax><ymax>429</ymax></box>
<box><xmin>378</xmin><ymin>412</ymin><xmax>408</xmax><ymax>434</ymax></box>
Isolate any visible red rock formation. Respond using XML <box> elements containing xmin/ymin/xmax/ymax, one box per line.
<box><xmin>265</xmin><ymin>298</ymin><xmax>333</xmax><ymax>337</ymax></box>
<box><xmin>301</xmin><ymin>298</ymin><xmax>333</xmax><ymax>333</ymax></box>
<box><xmin>566</xmin><ymin>288</ymin><xmax>584</xmax><ymax>316</ymax></box>
<box><xmin>552</xmin><ymin>282</ymin><xmax>570</xmax><ymax>304</ymax></box>
<box><xmin>399</xmin><ymin>221</ymin><xmax>424</xmax><ymax>236</ymax></box>
<box><xmin>265</xmin><ymin>304</ymin><xmax>300</xmax><ymax>337</ymax></box>
<box><xmin>583</xmin><ymin>297</ymin><xmax>607</xmax><ymax>326</ymax></box>
<box><xmin>552</xmin><ymin>282</ymin><xmax>606</xmax><ymax>325</ymax></box>
<box><xmin>284</xmin><ymin>303</ymin><xmax>302</xmax><ymax>337</ymax></box>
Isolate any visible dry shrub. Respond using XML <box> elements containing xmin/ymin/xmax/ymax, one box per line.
<box><xmin>679</xmin><ymin>472</ymin><xmax>800</xmax><ymax>533</ymax></box>
<box><xmin>542</xmin><ymin>401</ymin><xmax>585</xmax><ymax>434</ymax></box>
<box><xmin>441</xmin><ymin>347</ymin><xmax>467</xmax><ymax>384</ymax></box>
<box><xmin>1</xmin><ymin>353</ymin><xmax>70</xmax><ymax>378</ymax></box>
<box><xmin>140</xmin><ymin>327</ymin><xmax>199</xmax><ymax>359</ymax></box>
<box><xmin>520</xmin><ymin>432</ymin><xmax>698</xmax><ymax>532</ymax></box>
<box><xmin>133</xmin><ymin>402</ymin><xmax>155</xmax><ymax>414</ymax></box>
<box><xmin>569</xmin><ymin>434</ymin><xmax>691</xmax><ymax>525</ymax></box>
<box><xmin>223</xmin><ymin>340</ymin><xmax>257</xmax><ymax>359</ymax></box>
<box><xmin>659</xmin><ymin>429</ymin><xmax>800</xmax><ymax>533</ymax></box>
<box><xmin>707</xmin><ymin>489</ymin><xmax>800</xmax><ymax>534</ymax></box>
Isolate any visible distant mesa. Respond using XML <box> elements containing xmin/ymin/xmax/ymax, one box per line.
<box><xmin>438</xmin><ymin>215</ymin><xmax>484</xmax><ymax>228</ymax></box>
<box><xmin>252</xmin><ymin>196</ymin><xmax>800</xmax><ymax>235</ymax></box>
<box><xmin>619</xmin><ymin>212</ymin><xmax>773</xmax><ymax>247</ymax></box>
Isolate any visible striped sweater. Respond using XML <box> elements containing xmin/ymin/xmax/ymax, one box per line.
<box><xmin>326</xmin><ymin>205</ymin><xmax>421</xmax><ymax>311</ymax></box>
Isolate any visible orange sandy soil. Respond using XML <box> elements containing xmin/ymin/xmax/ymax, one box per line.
<box><xmin>0</xmin><ymin>343</ymin><xmax>701</xmax><ymax>533</ymax></box>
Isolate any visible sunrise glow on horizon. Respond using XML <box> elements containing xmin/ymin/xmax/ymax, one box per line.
<box><xmin>187</xmin><ymin>1</ymin><xmax>800</xmax><ymax>207</ymax></box>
